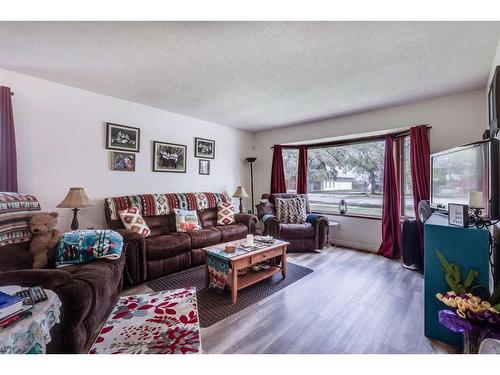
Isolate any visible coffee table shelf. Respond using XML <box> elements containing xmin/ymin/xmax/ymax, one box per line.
<box><xmin>231</xmin><ymin>266</ymin><xmax>282</xmax><ymax>291</ymax></box>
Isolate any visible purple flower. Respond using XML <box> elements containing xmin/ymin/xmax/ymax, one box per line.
<box><xmin>438</xmin><ymin>309</ymin><xmax>473</xmax><ymax>333</ymax></box>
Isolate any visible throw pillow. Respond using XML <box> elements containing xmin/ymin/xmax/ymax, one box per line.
<box><xmin>55</xmin><ymin>230</ymin><xmax>123</xmax><ymax>268</ymax></box>
<box><xmin>217</xmin><ymin>202</ymin><xmax>236</xmax><ymax>225</ymax></box>
<box><xmin>275</xmin><ymin>197</ymin><xmax>307</xmax><ymax>224</ymax></box>
<box><xmin>174</xmin><ymin>208</ymin><xmax>201</xmax><ymax>232</ymax></box>
<box><xmin>119</xmin><ymin>207</ymin><xmax>151</xmax><ymax>237</ymax></box>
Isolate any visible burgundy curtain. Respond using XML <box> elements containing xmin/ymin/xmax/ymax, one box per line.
<box><xmin>410</xmin><ymin>125</ymin><xmax>430</xmax><ymax>254</ymax></box>
<box><xmin>378</xmin><ymin>135</ymin><xmax>401</xmax><ymax>259</ymax></box>
<box><xmin>270</xmin><ymin>145</ymin><xmax>286</xmax><ymax>194</ymax></box>
<box><xmin>296</xmin><ymin>145</ymin><xmax>308</xmax><ymax>194</ymax></box>
<box><xmin>0</xmin><ymin>86</ymin><xmax>17</xmax><ymax>193</ymax></box>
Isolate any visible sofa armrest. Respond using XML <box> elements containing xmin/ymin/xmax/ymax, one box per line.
<box><xmin>306</xmin><ymin>213</ymin><xmax>330</xmax><ymax>250</ymax></box>
<box><xmin>0</xmin><ymin>269</ymin><xmax>73</xmax><ymax>290</ymax></box>
<box><xmin>234</xmin><ymin>213</ymin><xmax>258</xmax><ymax>234</ymax></box>
<box><xmin>262</xmin><ymin>214</ymin><xmax>281</xmax><ymax>238</ymax></box>
<box><xmin>115</xmin><ymin>229</ymin><xmax>147</xmax><ymax>286</ymax></box>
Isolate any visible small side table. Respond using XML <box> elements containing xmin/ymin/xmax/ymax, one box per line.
<box><xmin>0</xmin><ymin>287</ymin><xmax>62</xmax><ymax>354</ymax></box>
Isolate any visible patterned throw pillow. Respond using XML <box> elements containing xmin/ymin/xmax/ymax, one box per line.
<box><xmin>174</xmin><ymin>208</ymin><xmax>201</xmax><ymax>232</ymax></box>
<box><xmin>119</xmin><ymin>207</ymin><xmax>151</xmax><ymax>237</ymax></box>
<box><xmin>275</xmin><ymin>197</ymin><xmax>307</xmax><ymax>224</ymax></box>
<box><xmin>217</xmin><ymin>202</ymin><xmax>236</xmax><ymax>225</ymax></box>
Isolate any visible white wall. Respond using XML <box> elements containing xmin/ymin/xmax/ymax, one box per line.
<box><xmin>253</xmin><ymin>89</ymin><xmax>487</xmax><ymax>251</ymax></box>
<box><xmin>0</xmin><ymin>68</ymin><xmax>254</xmax><ymax>231</ymax></box>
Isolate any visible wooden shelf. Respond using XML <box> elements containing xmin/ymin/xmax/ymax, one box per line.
<box><xmin>232</xmin><ymin>266</ymin><xmax>282</xmax><ymax>291</ymax></box>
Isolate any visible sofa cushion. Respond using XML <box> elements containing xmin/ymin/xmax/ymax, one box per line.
<box><xmin>186</xmin><ymin>228</ymin><xmax>221</xmax><ymax>249</ymax></box>
<box><xmin>217</xmin><ymin>202</ymin><xmax>235</xmax><ymax>225</ymax></box>
<box><xmin>198</xmin><ymin>207</ymin><xmax>218</xmax><ymax>227</ymax></box>
<box><xmin>146</xmin><ymin>215</ymin><xmax>176</xmax><ymax>237</ymax></box>
<box><xmin>119</xmin><ymin>208</ymin><xmax>151</xmax><ymax>237</ymax></box>
<box><xmin>280</xmin><ymin>223</ymin><xmax>315</xmax><ymax>239</ymax></box>
<box><xmin>145</xmin><ymin>233</ymin><xmax>191</xmax><ymax>260</ymax></box>
<box><xmin>213</xmin><ymin>223</ymin><xmax>248</xmax><ymax>242</ymax></box>
<box><xmin>275</xmin><ymin>197</ymin><xmax>307</xmax><ymax>224</ymax></box>
<box><xmin>174</xmin><ymin>209</ymin><xmax>201</xmax><ymax>232</ymax></box>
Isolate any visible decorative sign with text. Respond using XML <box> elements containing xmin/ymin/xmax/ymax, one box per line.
<box><xmin>448</xmin><ymin>203</ymin><xmax>469</xmax><ymax>228</ymax></box>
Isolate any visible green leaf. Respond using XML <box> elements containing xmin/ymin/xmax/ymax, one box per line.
<box><xmin>463</xmin><ymin>269</ymin><xmax>478</xmax><ymax>291</ymax></box>
<box><xmin>494</xmin><ymin>304</ymin><xmax>500</xmax><ymax>311</ymax></box>
<box><xmin>436</xmin><ymin>251</ymin><xmax>453</xmax><ymax>273</ymax></box>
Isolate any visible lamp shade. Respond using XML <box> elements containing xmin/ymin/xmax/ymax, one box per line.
<box><xmin>232</xmin><ymin>186</ymin><xmax>249</xmax><ymax>199</ymax></box>
<box><xmin>56</xmin><ymin>187</ymin><xmax>94</xmax><ymax>208</ymax></box>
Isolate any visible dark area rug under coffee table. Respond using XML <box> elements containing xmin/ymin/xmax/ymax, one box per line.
<box><xmin>147</xmin><ymin>262</ymin><xmax>313</xmax><ymax>327</ymax></box>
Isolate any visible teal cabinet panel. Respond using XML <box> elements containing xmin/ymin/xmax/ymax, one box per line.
<box><xmin>424</xmin><ymin>214</ymin><xmax>490</xmax><ymax>349</ymax></box>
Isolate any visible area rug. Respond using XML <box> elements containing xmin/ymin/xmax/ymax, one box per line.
<box><xmin>147</xmin><ymin>262</ymin><xmax>313</xmax><ymax>327</ymax></box>
<box><xmin>89</xmin><ymin>287</ymin><xmax>201</xmax><ymax>354</ymax></box>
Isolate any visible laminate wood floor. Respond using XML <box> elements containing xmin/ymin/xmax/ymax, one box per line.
<box><xmin>122</xmin><ymin>246</ymin><xmax>457</xmax><ymax>354</ymax></box>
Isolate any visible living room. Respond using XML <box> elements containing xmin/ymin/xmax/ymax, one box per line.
<box><xmin>1</xmin><ymin>1</ymin><xmax>500</xmax><ymax>372</ymax></box>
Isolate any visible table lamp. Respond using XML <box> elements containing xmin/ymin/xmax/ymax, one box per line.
<box><xmin>56</xmin><ymin>187</ymin><xmax>94</xmax><ymax>230</ymax></box>
<box><xmin>232</xmin><ymin>186</ymin><xmax>249</xmax><ymax>214</ymax></box>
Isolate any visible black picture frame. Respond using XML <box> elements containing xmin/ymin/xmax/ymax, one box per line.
<box><xmin>111</xmin><ymin>152</ymin><xmax>136</xmax><ymax>172</ymax></box>
<box><xmin>194</xmin><ymin>137</ymin><xmax>215</xmax><ymax>159</ymax></box>
<box><xmin>448</xmin><ymin>203</ymin><xmax>469</xmax><ymax>228</ymax></box>
<box><xmin>199</xmin><ymin>159</ymin><xmax>210</xmax><ymax>175</ymax></box>
<box><xmin>106</xmin><ymin>122</ymin><xmax>141</xmax><ymax>152</ymax></box>
<box><xmin>152</xmin><ymin>141</ymin><xmax>187</xmax><ymax>173</ymax></box>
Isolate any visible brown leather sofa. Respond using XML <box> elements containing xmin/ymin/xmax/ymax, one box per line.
<box><xmin>105</xmin><ymin>197</ymin><xmax>257</xmax><ymax>286</ymax></box>
<box><xmin>0</xmin><ymin>240</ymin><xmax>125</xmax><ymax>353</ymax></box>
<box><xmin>260</xmin><ymin>193</ymin><xmax>329</xmax><ymax>252</ymax></box>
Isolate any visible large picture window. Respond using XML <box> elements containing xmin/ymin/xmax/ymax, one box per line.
<box><xmin>306</xmin><ymin>140</ymin><xmax>385</xmax><ymax>217</ymax></box>
<box><xmin>281</xmin><ymin>135</ymin><xmax>415</xmax><ymax>218</ymax></box>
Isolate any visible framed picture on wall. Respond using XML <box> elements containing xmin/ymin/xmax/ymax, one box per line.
<box><xmin>111</xmin><ymin>152</ymin><xmax>136</xmax><ymax>172</ymax></box>
<box><xmin>152</xmin><ymin>141</ymin><xmax>187</xmax><ymax>173</ymax></box>
<box><xmin>199</xmin><ymin>159</ymin><xmax>210</xmax><ymax>175</ymax></box>
<box><xmin>106</xmin><ymin>122</ymin><xmax>140</xmax><ymax>152</ymax></box>
<box><xmin>194</xmin><ymin>137</ymin><xmax>215</xmax><ymax>159</ymax></box>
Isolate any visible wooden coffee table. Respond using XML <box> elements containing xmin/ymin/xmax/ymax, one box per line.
<box><xmin>203</xmin><ymin>239</ymin><xmax>289</xmax><ymax>303</ymax></box>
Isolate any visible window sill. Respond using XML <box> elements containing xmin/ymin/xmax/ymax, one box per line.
<box><xmin>311</xmin><ymin>211</ymin><xmax>382</xmax><ymax>221</ymax></box>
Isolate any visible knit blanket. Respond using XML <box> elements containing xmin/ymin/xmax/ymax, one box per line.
<box><xmin>105</xmin><ymin>192</ymin><xmax>230</xmax><ymax>221</ymax></box>
<box><xmin>55</xmin><ymin>230</ymin><xmax>123</xmax><ymax>267</ymax></box>
<box><xmin>0</xmin><ymin>192</ymin><xmax>40</xmax><ymax>247</ymax></box>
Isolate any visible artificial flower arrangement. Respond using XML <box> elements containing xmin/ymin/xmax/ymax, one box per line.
<box><xmin>435</xmin><ymin>251</ymin><xmax>500</xmax><ymax>352</ymax></box>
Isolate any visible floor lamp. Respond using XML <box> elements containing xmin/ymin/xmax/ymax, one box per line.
<box><xmin>245</xmin><ymin>157</ymin><xmax>257</xmax><ymax>214</ymax></box>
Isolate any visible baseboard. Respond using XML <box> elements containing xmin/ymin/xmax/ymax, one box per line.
<box><xmin>330</xmin><ymin>239</ymin><xmax>379</xmax><ymax>253</ymax></box>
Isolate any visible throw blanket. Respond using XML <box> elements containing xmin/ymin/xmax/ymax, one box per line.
<box><xmin>55</xmin><ymin>230</ymin><xmax>123</xmax><ymax>267</ymax></box>
<box><xmin>205</xmin><ymin>246</ymin><xmax>248</xmax><ymax>290</ymax></box>
<box><xmin>0</xmin><ymin>192</ymin><xmax>40</xmax><ymax>247</ymax></box>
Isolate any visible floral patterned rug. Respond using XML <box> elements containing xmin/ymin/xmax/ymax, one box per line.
<box><xmin>89</xmin><ymin>287</ymin><xmax>202</xmax><ymax>354</ymax></box>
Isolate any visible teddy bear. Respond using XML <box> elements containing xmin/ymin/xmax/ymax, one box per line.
<box><xmin>28</xmin><ymin>212</ymin><xmax>63</xmax><ymax>269</ymax></box>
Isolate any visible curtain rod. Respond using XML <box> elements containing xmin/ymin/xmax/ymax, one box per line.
<box><xmin>271</xmin><ymin>125</ymin><xmax>431</xmax><ymax>149</ymax></box>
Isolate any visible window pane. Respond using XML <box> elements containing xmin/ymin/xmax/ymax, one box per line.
<box><xmin>307</xmin><ymin>140</ymin><xmax>385</xmax><ymax>217</ymax></box>
<box><xmin>282</xmin><ymin>148</ymin><xmax>298</xmax><ymax>193</ymax></box>
<box><xmin>404</xmin><ymin>137</ymin><xmax>415</xmax><ymax>218</ymax></box>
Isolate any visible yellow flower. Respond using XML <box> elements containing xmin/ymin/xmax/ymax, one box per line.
<box><xmin>471</xmin><ymin>296</ymin><xmax>482</xmax><ymax>305</ymax></box>
<box><xmin>436</xmin><ymin>293</ymin><xmax>444</xmax><ymax>300</ymax></box>
<box><xmin>469</xmin><ymin>304</ymin><xmax>480</xmax><ymax>313</ymax></box>
<box><xmin>457</xmin><ymin>309</ymin><xmax>466</xmax><ymax>319</ymax></box>
<box><xmin>457</xmin><ymin>301</ymin><xmax>467</xmax><ymax>312</ymax></box>
<box><xmin>466</xmin><ymin>293</ymin><xmax>473</xmax><ymax>298</ymax></box>
<box><xmin>446</xmin><ymin>299</ymin><xmax>457</xmax><ymax>308</ymax></box>
<box><xmin>489</xmin><ymin>307</ymin><xmax>499</xmax><ymax>314</ymax></box>
<box><xmin>480</xmin><ymin>301</ymin><xmax>491</xmax><ymax>309</ymax></box>
<box><xmin>448</xmin><ymin>291</ymin><xmax>456</xmax><ymax>296</ymax></box>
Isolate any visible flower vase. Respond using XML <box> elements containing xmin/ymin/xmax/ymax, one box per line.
<box><xmin>462</xmin><ymin>329</ymin><xmax>487</xmax><ymax>354</ymax></box>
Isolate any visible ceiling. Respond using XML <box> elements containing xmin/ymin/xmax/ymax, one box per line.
<box><xmin>1</xmin><ymin>21</ymin><xmax>500</xmax><ymax>132</ymax></box>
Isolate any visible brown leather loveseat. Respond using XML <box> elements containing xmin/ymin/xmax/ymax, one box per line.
<box><xmin>104</xmin><ymin>192</ymin><xmax>257</xmax><ymax>286</ymax></box>
<box><xmin>0</xmin><ymin>192</ymin><xmax>125</xmax><ymax>353</ymax></box>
